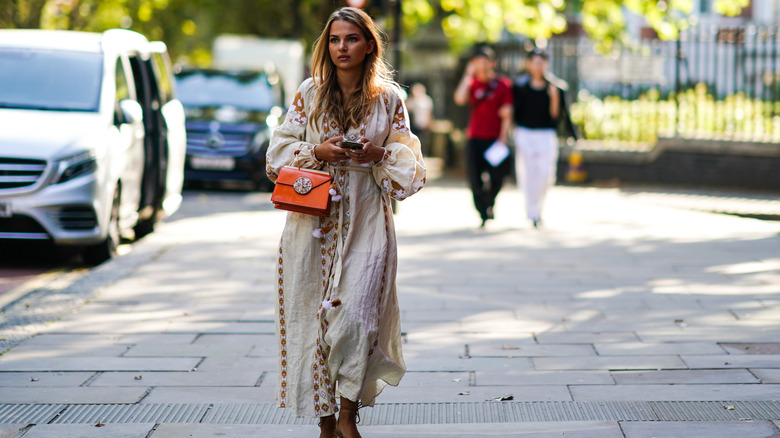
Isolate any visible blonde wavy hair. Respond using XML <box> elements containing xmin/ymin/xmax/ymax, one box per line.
<box><xmin>310</xmin><ymin>7</ymin><xmax>395</xmax><ymax>131</ymax></box>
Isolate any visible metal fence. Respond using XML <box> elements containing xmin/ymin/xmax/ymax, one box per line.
<box><xmin>495</xmin><ymin>26</ymin><xmax>780</xmax><ymax>143</ymax></box>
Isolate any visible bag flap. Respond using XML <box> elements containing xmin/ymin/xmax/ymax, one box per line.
<box><xmin>276</xmin><ymin>166</ymin><xmax>331</xmax><ymax>189</ymax></box>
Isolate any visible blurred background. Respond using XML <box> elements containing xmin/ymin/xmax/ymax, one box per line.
<box><xmin>5</xmin><ymin>0</ymin><xmax>780</xmax><ymax>190</ymax></box>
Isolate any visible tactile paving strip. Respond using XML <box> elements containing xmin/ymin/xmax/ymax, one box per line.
<box><xmin>1</xmin><ymin>401</ymin><xmax>779</xmax><ymax>425</ymax></box>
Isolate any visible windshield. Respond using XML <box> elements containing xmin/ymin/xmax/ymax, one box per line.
<box><xmin>0</xmin><ymin>48</ymin><xmax>102</xmax><ymax>111</ymax></box>
<box><xmin>175</xmin><ymin>71</ymin><xmax>276</xmax><ymax>111</ymax></box>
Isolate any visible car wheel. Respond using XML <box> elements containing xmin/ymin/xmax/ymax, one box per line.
<box><xmin>82</xmin><ymin>186</ymin><xmax>121</xmax><ymax>265</ymax></box>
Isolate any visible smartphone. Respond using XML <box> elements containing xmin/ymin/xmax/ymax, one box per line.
<box><xmin>341</xmin><ymin>140</ymin><xmax>364</xmax><ymax>150</ymax></box>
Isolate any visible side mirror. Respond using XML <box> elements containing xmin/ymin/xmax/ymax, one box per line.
<box><xmin>119</xmin><ymin>99</ymin><xmax>143</xmax><ymax>124</ymax></box>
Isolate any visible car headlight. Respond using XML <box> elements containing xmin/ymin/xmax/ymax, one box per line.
<box><xmin>55</xmin><ymin>150</ymin><xmax>97</xmax><ymax>184</ymax></box>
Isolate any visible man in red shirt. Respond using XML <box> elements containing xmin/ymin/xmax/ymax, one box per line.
<box><xmin>454</xmin><ymin>46</ymin><xmax>513</xmax><ymax>228</ymax></box>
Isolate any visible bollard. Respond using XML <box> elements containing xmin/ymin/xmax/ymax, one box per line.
<box><xmin>565</xmin><ymin>149</ymin><xmax>588</xmax><ymax>183</ymax></box>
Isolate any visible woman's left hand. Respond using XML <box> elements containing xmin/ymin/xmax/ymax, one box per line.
<box><xmin>346</xmin><ymin>138</ymin><xmax>384</xmax><ymax>165</ymax></box>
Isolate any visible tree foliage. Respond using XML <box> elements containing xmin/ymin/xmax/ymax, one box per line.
<box><xmin>0</xmin><ymin>0</ymin><xmax>750</xmax><ymax>60</ymax></box>
<box><xmin>0</xmin><ymin>0</ymin><xmax>340</xmax><ymax>64</ymax></box>
<box><xmin>428</xmin><ymin>0</ymin><xmax>749</xmax><ymax>51</ymax></box>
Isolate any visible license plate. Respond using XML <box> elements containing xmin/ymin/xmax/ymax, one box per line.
<box><xmin>190</xmin><ymin>156</ymin><xmax>235</xmax><ymax>171</ymax></box>
<box><xmin>0</xmin><ymin>201</ymin><xmax>11</xmax><ymax>218</ymax></box>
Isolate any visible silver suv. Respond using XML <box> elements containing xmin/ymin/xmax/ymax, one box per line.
<box><xmin>0</xmin><ymin>29</ymin><xmax>186</xmax><ymax>264</ymax></box>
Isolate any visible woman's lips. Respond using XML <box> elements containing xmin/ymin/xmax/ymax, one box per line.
<box><xmin>338</xmin><ymin>56</ymin><xmax>350</xmax><ymax>61</ymax></box>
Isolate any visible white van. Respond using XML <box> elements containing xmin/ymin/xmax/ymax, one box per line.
<box><xmin>0</xmin><ymin>29</ymin><xmax>186</xmax><ymax>264</ymax></box>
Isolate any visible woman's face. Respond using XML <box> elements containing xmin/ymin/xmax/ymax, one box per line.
<box><xmin>527</xmin><ymin>55</ymin><xmax>548</xmax><ymax>78</ymax></box>
<box><xmin>329</xmin><ymin>20</ymin><xmax>375</xmax><ymax>72</ymax></box>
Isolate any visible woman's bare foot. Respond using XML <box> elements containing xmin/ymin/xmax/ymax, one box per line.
<box><xmin>318</xmin><ymin>414</ymin><xmax>336</xmax><ymax>438</ymax></box>
<box><xmin>336</xmin><ymin>397</ymin><xmax>361</xmax><ymax>438</ymax></box>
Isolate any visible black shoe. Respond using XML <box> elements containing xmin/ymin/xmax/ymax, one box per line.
<box><xmin>480</xmin><ymin>218</ymin><xmax>488</xmax><ymax>228</ymax></box>
<box><xmin>532</xmin><ymin>219</ymin><xmax>542</xmax><ymax>229</ymax></box>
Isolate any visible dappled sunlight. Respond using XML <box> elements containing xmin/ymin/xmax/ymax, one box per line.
<box><xmin>706</xmin><ymin>259</ymin><xmax>780</xmax><ymax>275</ymax></box>
<box><xmin>391</xmin><ymin>183</ymin><xmax>780</xmax><ymax>368</ymax></box>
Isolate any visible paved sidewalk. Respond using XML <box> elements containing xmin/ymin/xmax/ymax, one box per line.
<box><xmin>1</xmin><ymin>182</ymin><xmax>780</xmax><ymax>437</ymax></box>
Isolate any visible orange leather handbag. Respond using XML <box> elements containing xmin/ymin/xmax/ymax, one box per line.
<box><xmin>271</xmin><ymin>165</ymin><xmax>333</xmax><ymax>217</ymax></box>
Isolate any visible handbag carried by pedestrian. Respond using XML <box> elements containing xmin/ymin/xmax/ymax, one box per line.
<box><xmin>271</xmin><ymin>152</ymin><xmax>333</xmax><ymax>217</ymax></box>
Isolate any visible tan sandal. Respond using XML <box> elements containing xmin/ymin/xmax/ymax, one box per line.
<box><xmin>318</xmin><ymin>415</ymin><xmax>336</xmax><ymax>438</ymax></box>
<box><xmin>334</xmin><ymin>406</ymin><xmax>361</xmax><ymax>438</ymax></box>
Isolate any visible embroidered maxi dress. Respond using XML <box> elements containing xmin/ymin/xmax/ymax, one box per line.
<box><xmin>266</xmin><ymin>78</ymin><xmax>426</xmax><ymax>418</ymax></box>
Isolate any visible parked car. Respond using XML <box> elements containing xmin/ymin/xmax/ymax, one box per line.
<box><xmin>174</xmin><ymin>69</ymin><xmax>285</xmax><ymax>191</ymax></box>
<box><xmin>0</xmin><ymin>29</ymin><xmax>186</xmax><ymax>264</ymax></box>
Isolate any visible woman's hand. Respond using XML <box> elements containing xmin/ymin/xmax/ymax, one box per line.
<box><xmin>313</xmin><ymin>136</ymin><xmax>346</xmax><ymax>163</ymax></box>
<box><xmin>346</xmin><ymin>138</ymin><xmax>384</xmax><ymax>165</ymax></box>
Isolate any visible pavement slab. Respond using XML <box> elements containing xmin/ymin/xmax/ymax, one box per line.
<box><xmin>533</xmin><ymin>355</ymin><xmax>688</xmax><ymax>371</ymax></box>
<box><xmin>750</xmin><ymin>369</ymin><xmax>780</xmax><ymax>384</ymax></box>
<box><xmin>683</xmin><ymin>355</ymin><xmax>780</xmax><ymax>369</ymax></box>
<box><xmin>619</xmin><ymin>420</ymin><xmax>780</xmax><ymax>438</ymax></box>
<box><xmin>0</xmin><ymin>357</ymin><xmax>201</xmax><ymax>372</ymax></box>
<box><xmin>594</xmin><ymin>342</ymin><xmax>725</xmax><ymax>356</ymax></box>
<box><xmin>21</xmin><ymin>424</ymin><xmax>155</xmax><ymax>438</ymax></box>
<box><xmin>141</xmin><ymin>386</ymin><xmax>275</xmax><ymax>404</ymax></box>
<box><xmin>535</xmin><ymin>331</ymin><xmax>641</xmax><ymax>344</ymax></box>
<box><xmin>122</xmin><ymin>343</ymin><xmax>254</xmax><ymax>357</ymax></box>
<box><xmin>468</xmin><ymin>342</ymin><xmax>597</xmax><ymax>357</ymax></box>
<box><xmin>88</xmin><ymin>369</ymin><xmax>262</xmax><ymax>387</ymax></box>
<box><xmin>0</xmin><ymin>387</ymin><xmax>149</xmax><ymax>403</ymax></box>
<box><xmin>475</xmin><ymin>369</ymin><xmax>615</xmax><ymax>386</ymax></box>
<box><xmin>610</xmin><ymin>369</ymin><xmax>760</xmax><ymax>385</ymax></box>
<box><xmin>0</xmin><ymin>371</ymin><xmax>94</xmax><ymax>387</ymax></box>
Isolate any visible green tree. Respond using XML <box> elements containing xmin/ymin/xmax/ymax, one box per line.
<box><xmin>0</xmin><ymin>0</ymin><xmax>339</xmax><ymax>64</ymax></box>
<box><xmin>0</xmin><ymin>0</ymin><xmax>750</xmax><ymax>59</ymax></box>
<box><xmin>410</xmin><ymin>0</ymin><xmax>749</xmax><ymax>51</ymax></box>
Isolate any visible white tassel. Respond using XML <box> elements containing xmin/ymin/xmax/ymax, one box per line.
<box><xmin>312</xmin><ymin>228</ymin><xmax>323</xmax><ymax>238</ymax></box>
<box><xmin>330</xmin><ymin>188</ymin><xmax>342</xmax><ymax>202</ymax></box>
<box><xmin>321</xmin><ymin>299</ymin><xmax>342</xmax><ymax>311</ymax></box>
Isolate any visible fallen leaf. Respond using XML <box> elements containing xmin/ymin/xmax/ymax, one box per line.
<box><xmin>724</xmin><ymin>405</ymin><xmax>735</xmax><ymax>410</ymax></box>
<box><xmin>95</xmin><ymin>422</ymin><xmax>105</xmax><ymax>427</ymax></box>
<box><xmin>134</xmin><ymin>375</ymin><xmax>143</xmax><ymax>380</ymax></box>
<box><xmin>488</xmin><ymin>395</ymin><xmax>514</xmax><ymax>401</ymax></box>
<box><xmin>457</xmin><ymin>391</ymin><xmax>470</xmax><ymax>396</ymax></box>
<box><xmin>30</xmin><ymin>378</ymin><xmax>39</xmax><ymax>382</ymax></box>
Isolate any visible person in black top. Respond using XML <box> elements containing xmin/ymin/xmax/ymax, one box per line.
<box><xmin>512</xmin><ymin>48</ymin><xmax>575</xmax><ymax>228</ymax></box>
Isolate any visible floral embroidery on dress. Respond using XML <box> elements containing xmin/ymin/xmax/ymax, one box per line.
<box><xmin>391</xmin><ymin>103</ymin><xmax>409</xmax><ymax>133</ymax></box>
<box><xmin>288</xmin><ymin>92</ymin><xmax>308</xmax><ymax>126</ymax></box>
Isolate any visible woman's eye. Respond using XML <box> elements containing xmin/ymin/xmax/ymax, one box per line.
<box><xmin>330</xmin><ymin>38</ymin><xmax>339</xmax><ymax>43</ymax></box>
<box><xmin>348</xmin><ymin>37</ymin><xmax>358</xmax><ymax>42</ymax></box>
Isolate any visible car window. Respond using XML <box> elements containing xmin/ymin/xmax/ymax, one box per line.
<box><xmin>152</xmin><ymin>52</ymin><xmax>173</xmax><ymax>103</ymax></box>
<box><xmin>0</xmin><ymin>48</ymin><xmax>102</xmax><ymax>111</ymax></box>
<box><xmin>175</xmin><ymin>71</ymin><xmax>277</xmax><ymax>111</ymax></box>
<box><xmin>115</xmin><ymin>58</ymin><xmax>132</xmax><ymax>124</ymax></box>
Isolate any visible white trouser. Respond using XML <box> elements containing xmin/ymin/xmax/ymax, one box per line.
<box><xmin>514</xmin><ymin>127</ymin><xmax>558</xmax><ymax>221</ymax></box>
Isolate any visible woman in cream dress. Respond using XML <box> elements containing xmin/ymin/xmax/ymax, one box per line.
<box><xmin>266</xmin><ymin>7</ymin><xmax>425</xmax><ymax>438</ymax></box>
